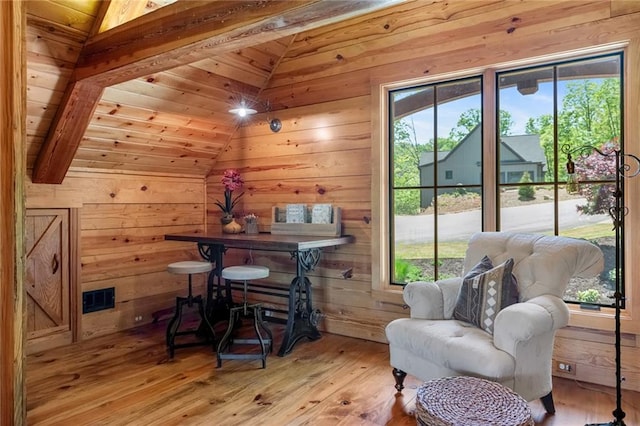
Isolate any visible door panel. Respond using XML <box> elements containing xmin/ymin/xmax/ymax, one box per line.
<box><xmin>26</xmin><ymin>209</ymin><xmax>71</xmax><ymax>353</ymax></box>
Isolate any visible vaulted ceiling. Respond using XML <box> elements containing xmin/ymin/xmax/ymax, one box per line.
<box><xmin>26</xmin><ymin>0</ymin><xmax>405</xmax><ymax>183</ymax></box>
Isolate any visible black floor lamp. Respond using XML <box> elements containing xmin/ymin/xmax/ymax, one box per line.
<box><xmin>564</xmin><ymin>144</ymin><xmax>637</xmax><ymax>426</ymax></box>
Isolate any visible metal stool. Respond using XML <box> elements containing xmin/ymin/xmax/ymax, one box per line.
<box><xmin>166</xmin><ymin>261</ymin><xmax>215</xmax><ymax>358</ymax></box>
<box><xmin>217</xmin><ymin>265</ymin><xmax>273</xmax><ymax>368</ymax></box>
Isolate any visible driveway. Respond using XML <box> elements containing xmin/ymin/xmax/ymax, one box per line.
<box><xmin>394</xmin><ymin>198</ymin><xmax>610</xmax><ymax>243</ymax></box>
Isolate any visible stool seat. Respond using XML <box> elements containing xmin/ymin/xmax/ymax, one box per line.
<box><xmin>221</xmin><ymin>265</ymin><xmax>269</xmax><ymax>280</ymax></box>
<box><xmin>168</xmin><ymin>261</ymin><xmax>213</xmax><ymax>275</ymax></box>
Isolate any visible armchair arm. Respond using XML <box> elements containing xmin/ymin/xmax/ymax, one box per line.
<box><xmin>403</xmin><ymin>277</ymin><xmax>462</xmax><ymax>320</ymax></box>
<box><xmin>493</xmin><ymin>295</ymin><xmax>570</xmax><ymax>357</ymax></box>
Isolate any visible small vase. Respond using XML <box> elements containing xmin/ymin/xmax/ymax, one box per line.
<box><xmin>245</xmin><ymin>221</ymin><xmax>259</xmax><ymax>234</ymax></box>
<box><xmin>221</xmin><ymin>217</ymin><xmax>242</xmax><ymax>234</ymax></box>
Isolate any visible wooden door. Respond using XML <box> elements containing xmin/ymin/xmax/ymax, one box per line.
<box><xmin>25</xmin><ymin>209</ymin><xmax>71</xmax><ymax>354</ymax></box>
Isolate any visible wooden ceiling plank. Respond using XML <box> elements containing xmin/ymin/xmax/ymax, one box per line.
<box><xmin>26</xmin><ymin>26</ymin><xmax>84</xmax><ymax>64</ymax></box>
<box><xmin>83</xmin><ymin>127</ymin><xmax>228</xmax><ymax>153</ymax></box>
<box><xmin>27</xmin><ymin>85</ymin><xmax>64</xmax><ymax>107</ymax></box>
<box><xmin>80</xmin><ymin>137</ymin><xmax>222</xmax><ymax>160</ymax></box>
<box><xmin>75</xmin><ymin>0</ymin><xmax>406</xmax><ymax>86</ymax></box>
<box><xmin>185</xmin><ymin>60</ymin><xmax>261</xmax><ymax>98</ymax></box>
<box><xmin>96</xmin><ymin>0</ymin><xmax>149</xmax><ymax>34</ymax></box>
<box><xmin>101</xmin><ymin>84</ymin><xmax>230</xmax><ymax>122</ymax></box>
<box><xmin>33</xmin><ymin>0</ymin><xmax>405</xmax><ymax>183</ymax></box>
<box><xmin>70</xmin><ymin>158</ymin><xmax>210</xmax><ymax>177</ymax></box>
<box><xmin>93</xmin><ymin>101</ymin><xmax>232</xmax><ymax>133</ymax></box>
<box><xmin>26</xmin><ymin>0</ymin><xmax>98</xmax><ymax>34</ymax></box>
<box><xmin>112</xmin><ymin>76</ymin><xmax>243</xmax><ymax>115</ymax></box>
<box><xmin>270</xmin><ymin>0</ymin><xmax>608</xmax><ymax>87</ymax></box>
<box><xmin>155</xmin><ymin>68</ymin><xmax>257</xmax><ymax>110</ymax></box>
<box><xmin>27</xmin><ymin>67</ymin><xmax>73</xmax><ymax>93</ymax></box>
<box><xmin>283</xmin><ymin>0</ymin><xmax>500</xmax><ymax>59</ymax></box>
<box><xmin>32</xmin><ymin>80</ymin><xmax>104</xmax><ymax>184</ymax></box>
<box><xmin>191</xmin><ymin>57</ymin><xmax>271</xmax><ymax>89</ymax></box>
<box><xmin>89</xmin><ymin>113</ymin><xmax>231</xmax><ymax>145</ymax></box>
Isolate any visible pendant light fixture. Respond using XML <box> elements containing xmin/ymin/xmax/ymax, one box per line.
<box><xmin>228</xmin><ymin>98</ymin><xmax>282</xmax><ymax>132</ymax></box>
<box><xmin>228</xmin><ymin>100</ymin><xmax>257</xmax><ymax>118</ymax></box>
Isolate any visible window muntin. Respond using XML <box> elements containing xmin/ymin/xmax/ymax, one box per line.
<box><xmin>390</xmin><ymin>77</ymin><xmax>483</xmax><ymax>285</ymax></box>
<box><xmin>496</xmin><ymin>53</ymin><xmax>622</xmax><ymax>306</ymax></box>
<box><xmin>386</xmin><ymin>52</ymin><xmax>624</xmax><ymax>307</ymax></box>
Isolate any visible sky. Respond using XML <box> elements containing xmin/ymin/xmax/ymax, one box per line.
<box><xmin>401</xmin><ymin>80</ymin><xmax>570</xmax><ymax>145</ymax></box>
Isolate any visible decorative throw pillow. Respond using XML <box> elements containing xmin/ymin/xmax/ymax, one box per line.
<box><xmin>453</xmin><ymin>255</ymin><xmax>519</xmax><ymax>334</ymax></box>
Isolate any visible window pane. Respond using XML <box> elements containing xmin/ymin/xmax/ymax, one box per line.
<box><xmin>391</xmin><ymin>87</ymin><xmax>434</xmax><ymax>193</ymax></box>
<box><xmin>498</xmin><ymin>67</ymin><xmax>554</xmax><ymax>184</ymax></box>
<box><xmin>499</xmin><ymin>184</ymin><xmax>555</xmax><ymax>234</ymax></box>
<box><xmin>558</xmin><ymin>55</ymin><xmax>622</xmax><ymax>306</ymax></box>
<box><xmin>560</xmin><ymin>182</ymin><xmax>615</xmax><ymax>305</ymax></box>
<box><xmin>436</xmin><ymin>79</ymin><xmax>482</xmax><ymax>187</ymax></box>
<box><xmin>393</xmin><ymin>189</ymin><xmax>432</xmax><ymax>284</ymax></box>
<box><xmin>388</xmin><ymin>52</ymin><xmax>623</xmax><ymax>305</ymax></box>
<box><xmin>390</xmin><ymin>77</ymin><xmax>483</xmax><ymax>284</ymax></box>
<box><xmin>437</xmin><ymin>186</ymin><xmax>482</xmax><ymax>280</ymax></box>
<box><xmin>497</xmin><ymin>52</ymin><xmax>623</xmax><ymax>307</ymax></box>
<box><xmin>557</xmin><ymin>55</ymin><xmax>621</xmax><ymax>154</ymax></box>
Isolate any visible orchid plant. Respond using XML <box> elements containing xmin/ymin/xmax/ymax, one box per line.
<box><xmin>215</xmin><ymin>169</ymin><xmax>244</xmax><ymax>217</ymax></box>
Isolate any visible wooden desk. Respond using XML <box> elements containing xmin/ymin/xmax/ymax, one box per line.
<box><xmin>165</xmin><ymin>232</ymin><xmax>355</xmax><ymax>356</ymax></box>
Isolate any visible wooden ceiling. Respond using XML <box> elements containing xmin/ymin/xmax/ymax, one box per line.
<box><xmin>26</xmin><ymin>0</ymin><xmax>405</xmax><ymax>183</ymax></box>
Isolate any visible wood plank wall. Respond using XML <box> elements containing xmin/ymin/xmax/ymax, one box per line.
<box><xmin>25</xmin><ymin>172</ymin><xmax>207</xmax><ymax>340</ymax></box>
<box><xmin>209</xmin><ymin>0</ymin><xmax>640</xmax><ymax>391</ymax></box>
<box><xmin>24</xmin><ymin>0</ymin><xmax>210</xmax><ymax>343</ymax></box>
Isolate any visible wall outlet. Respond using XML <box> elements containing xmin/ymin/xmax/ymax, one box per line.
<box><xmin>556</xmin><ymin>361</ymin><xmax>576</xmax><ymax>375</ymax></box>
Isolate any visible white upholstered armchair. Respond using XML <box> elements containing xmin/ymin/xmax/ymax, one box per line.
<box><xmin>385</xmin><ymin>232</ymin><xmax>604</xmax><ymax>414</ymax></box>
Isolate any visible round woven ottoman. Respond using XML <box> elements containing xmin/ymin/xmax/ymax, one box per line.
<box><xmin>415</xmin><ymin>376</ymin><xmax>534</xmax><ymax>426</ymax></box>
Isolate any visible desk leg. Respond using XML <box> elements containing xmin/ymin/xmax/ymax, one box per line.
<box><xmin>197</xmin><ymin>243</ymin><xmax>230</xmax><ymax>332</ymax></box>
<box><xmin>278</xmin><ymin>249</ymin><xmax>322</xmax><ymax>356</ymax></box>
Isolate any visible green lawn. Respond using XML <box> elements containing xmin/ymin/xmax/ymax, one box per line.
<box><xmin>395</xmin><ymin>223</ymin><xmax>613</xmax><ymax>259</ymax></box>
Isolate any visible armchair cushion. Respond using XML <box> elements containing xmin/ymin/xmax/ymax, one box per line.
<box><xmin>453</xmin><ymin>256</ymin><xmax>519</xmax><ymax>334</ymax></box>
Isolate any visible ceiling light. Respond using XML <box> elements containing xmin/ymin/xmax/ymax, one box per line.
<box><xmin>229</xmin><ymin>101</ymin><xmax>257</xmax><ymax>117</ymax></box>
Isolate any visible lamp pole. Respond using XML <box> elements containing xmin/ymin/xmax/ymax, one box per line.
<box><xmin>563</xmin><ymin>144</ymin><xmax>637</xmax><ymax>426</ymax></box>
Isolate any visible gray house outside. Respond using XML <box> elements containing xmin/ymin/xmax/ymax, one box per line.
<box><xmin>418</xmin><ymin>126</ymin><xmax>546</xmax><ymax>208</ymax></box>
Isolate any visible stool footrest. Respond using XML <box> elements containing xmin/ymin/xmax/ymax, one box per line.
<box><xmin>229</xmin><ymin>338</ymin><xmax>272</xmax><ymax>346</ymax></box>
<box><xmin>217</xmin><ymin>302</ymin><xmax>273</xmax><ymax>369</ymax></box>
<box><xmin>218</xmin><ymin>353</ymin><xmax>269</xmax><ymax>361</ymax></box>
<box><xmin>174</xmin><ymin>329</ymin><xmax>203</xmax><ymax>337</ymax></box>
<box><xmin>172</xmin><ymin>341</ymin><xmax>213</xmax><ymax>350</ymax></box>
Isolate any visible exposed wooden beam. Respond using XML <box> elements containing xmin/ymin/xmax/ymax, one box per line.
<box><xmin>76</xmin><ymin>0</ymin><xmax>405</xmax><ymax>86</ymax></box>
<box><xmin>33</xmin><ymin>0</ymin><xmax>405</xmax><ymax>184</ymax></box>
<box><xmin>32</xmin><ymin>81</ymin><xmax>104</xmax><ymax>184</ymax></box>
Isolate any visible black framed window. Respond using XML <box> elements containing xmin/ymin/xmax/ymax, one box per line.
<box><xmin>387</xmin><ymin>51</ymin><xmax>624</xmax><ymax>307</ymax></box>
<box><xmin>389</xmin><ymin>77</ymin><xmax>483</xmax><ymax>284</ymax></box>
<box><xmin>497</xmin><ymin>52</ymin><xmax>623</xmax><ymax>306</ymax></box>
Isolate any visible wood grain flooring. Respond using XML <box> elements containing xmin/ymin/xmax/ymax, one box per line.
<box><xmin>26</xmin><ymin>319</ymin><xmax>640</xmax><ymax>425</ymax></box>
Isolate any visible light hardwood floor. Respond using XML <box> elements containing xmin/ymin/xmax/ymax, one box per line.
<box><xmin>27</xmin><ymin>320</ymin><xmax>639</xmax><ymax>425</ymax></box>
